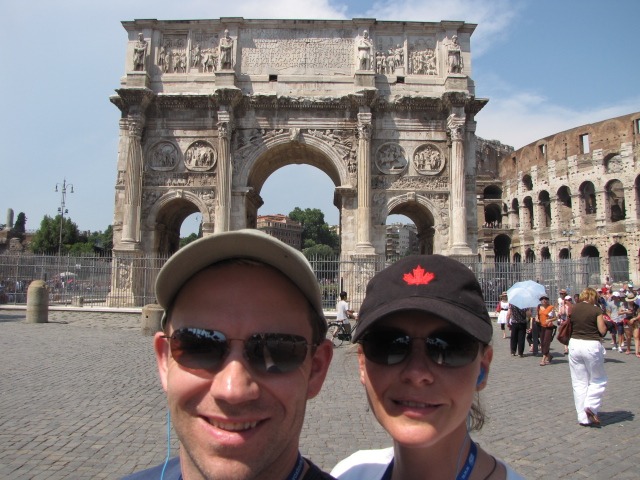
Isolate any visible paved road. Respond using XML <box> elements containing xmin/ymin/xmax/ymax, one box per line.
<box><xmin>1</xmin><ymin>309</ymin><xmax>639</xmax><ymax>479</ymax></box>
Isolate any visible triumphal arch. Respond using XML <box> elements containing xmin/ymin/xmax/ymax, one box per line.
<box><xmin>110</xmin><ymin>18</ymin><xmax>486</xmax><ymax>305</ymax></box>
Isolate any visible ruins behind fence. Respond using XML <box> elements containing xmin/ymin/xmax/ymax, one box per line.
<box><xmin>1</xmin><ymin>252</ymin><xmax>620</xmax><ymax>312</ymax></box>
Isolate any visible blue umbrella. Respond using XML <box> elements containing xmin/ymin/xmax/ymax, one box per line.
<box><xmin>506</xmin><ymin>280</ymin><xmax>547</xmax><ymax>309</ymax></box>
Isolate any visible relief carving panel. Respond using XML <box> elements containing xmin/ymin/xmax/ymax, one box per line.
<box><xmin>413</xmin><ymin>143</ymin><xmax>445</xmax><ymax>175</ymax></box>
<box><xmin>185</xmin><ymin>141</ymin><xmax>217</xmax><ymax>171</ymax></box>
<box><xmin>375</xmin><ymin>143</ymin><xmax>407</xmax><ymax>174</ymax></box>
<box><xmin>408</xmin><ymin>37</ymin><xmax>438</xmax><ymax>75</ymax></box>
<box><xmin>239</xmin><ymin>29</ymin><xmax>353</xmax><ymax>74</ymax></box>
<box><xmin>147</xmin><ymin>141</ymin><xmax>179</xmax><ymax>171</ymax></box>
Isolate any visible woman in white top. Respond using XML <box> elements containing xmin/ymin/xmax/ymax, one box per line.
<box><xmin>332</xmin><ymin>255</ymin><xmax>524</xmax><ymax>480</ymax></box>
<box><xmin>496</xmin><ymin>292</ymin><xmax>509</xmax><ymax>339</ymax></box>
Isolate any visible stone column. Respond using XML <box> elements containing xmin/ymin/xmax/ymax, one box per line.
<box><xmin>356</xmin><ymin>112</ymin><xmax>374</xmax><ymax>253</ymax></box>
<box><xmin>121</xmin><ymin>114</ymin><xmax>144</xmax><ymax>243</ymax></box>
<box><xmin>447</xmin><ymin>114</ymin><xmax>471</xmax><ymax>254</ymax></box>
<box><xmin>215</xmin><ymin>110</ymin><xmax>232</xmax><ymax>233</ymax></box>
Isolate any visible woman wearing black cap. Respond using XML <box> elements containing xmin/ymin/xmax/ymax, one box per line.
<box><xmin>331</xmin><ymin>255</ymin><xmax>523</xmax><ymax>480</ymax></box>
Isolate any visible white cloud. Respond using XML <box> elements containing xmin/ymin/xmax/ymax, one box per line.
<box><xmin>476</xmin><ymin>91</ymin><xmax>640</xmax><ymax>149</ymax></box>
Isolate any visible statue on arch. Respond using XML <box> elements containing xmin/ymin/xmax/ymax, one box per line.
<box><xmin>218</xmin><ymin>29</ymin><xmax>234</xmax><ymax>70</ymax></box>
<box><xmin>133</xmin><ymin>33</ymin><xmax>147</xmax><ymax>71</ymax></box>
<box><xmin>357</xmin><ymin>30</ymin><xmax>373</xmax><ymax>71</ymax></box>
<box><xmin>447</xmin><ymin>35</ymin><xmax>463</xmax><ymax>74</ymax></box>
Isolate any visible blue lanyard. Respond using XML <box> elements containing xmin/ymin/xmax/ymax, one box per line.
<box><xmin>286</xmin><ymin>452</ymin><xmax>305</xmax><ymax>480</ymax></box>
<box><xmin>381</xmin><ymin>441</ymin><xmax>477</xmax><ymax>480</ymax></box>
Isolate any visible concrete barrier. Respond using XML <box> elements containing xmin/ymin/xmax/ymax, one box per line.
<box><xmin>141</xmin><ymin>304</ymin><xmax>164</xmax><ymax>336</ymax></box>
<box><xmin>26</xmin><ymin>280</ymin><xmax>48</xmax><ymax>323</ymax></box>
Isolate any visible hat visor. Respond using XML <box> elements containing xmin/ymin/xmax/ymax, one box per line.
<box><xmin>353</xmin><ymin>297</ymin><xmax>493</xmax><ymax>344</ymax></box>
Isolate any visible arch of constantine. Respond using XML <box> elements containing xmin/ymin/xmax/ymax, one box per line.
<box><xmin>109</xmin><ymin>18</ymin><xmax>486</xmax><ymax>305</ymax></box>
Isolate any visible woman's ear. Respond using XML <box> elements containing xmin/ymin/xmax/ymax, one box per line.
<box><xmin>476</xmin><ymin>345</ymin><xmax>493</xmax><ymax>391</ymax></box>
<box><xmin>357</xmin><ymin>345</ymin><xmax>366</xmax><ymax>386</ymax></box>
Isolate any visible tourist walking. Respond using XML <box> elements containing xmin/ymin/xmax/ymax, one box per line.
<box><xmin>507</xmin><ymin>304</ymin><xmax>528</xmax><ymax>357</ymax></box>
<box><xmin>536</xmin><ymin>295</ymin><xmax>556</xmax><ymax>365</ymax></box>
<box><xmin>496</xmin><ymin>292</ymin><xmax>509</xmax><ymax>339</ymax></box>
<box><xmin>568</xmin><ymin>288</ymin><xmax>607</xmax><ymax>427</ymax></box>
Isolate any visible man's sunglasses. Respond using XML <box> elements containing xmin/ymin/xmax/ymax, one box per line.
<box><xmin>358</xmin><ymin>327</ymin><xmax>481</xmax><ymax>367</ymax></box>
<box><xmin>162</xmin><ymin>328</ymin><xmax>314</xmax><ymax>374</ymax></box>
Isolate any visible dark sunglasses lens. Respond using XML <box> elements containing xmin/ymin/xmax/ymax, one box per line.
<box><xmin>170</xmin><ymin>328</ymin><xmax>227</xmax><ymax>370</ymax></box>
<box><xmin>361</xmin><ymin>330</ymin><xmax>411</xmax><ymax>366</ymax></box>
<box><xmin>245</xmin><ymin>334</ymin><xmax>309</xmax><ymax>373</ymax></box>
<box><xmin>425</xmin><ymin>332</ymin><xmax>479</xmax><ymax>367</ymax></box>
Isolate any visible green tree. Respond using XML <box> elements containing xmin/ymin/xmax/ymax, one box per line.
<box><xmin>180</xmin><ymin>232</ymin><xmax>199</xmax><ymax>248</ymax></box>
<box><xmin>30</xmin><ymin>215</ymin><xmax>81</xmax><ymax>254</ymax></box>
<box><xmin>288</xmin><ymin>207</ymin><xmax>339</xmax><ymax>253</ymax></box>
<box><xmin>13</xmin><ymin>212</ymin><xmax>26</xmax><ymax>233</ymax></box>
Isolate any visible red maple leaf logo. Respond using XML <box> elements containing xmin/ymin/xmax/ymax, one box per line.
<box><xmin>403</xmin><ymin>266</ymin><xmax>435</xmax><ymax>285</ymax></box>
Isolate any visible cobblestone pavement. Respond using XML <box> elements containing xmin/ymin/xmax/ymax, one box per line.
<box><xmin>1</xmin><ymin>309</ymin><xmax>639</xmax><ymax>479</ymax></box>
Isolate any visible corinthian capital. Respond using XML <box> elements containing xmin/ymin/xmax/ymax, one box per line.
<box><xmin>447</xmin><ymin>114</ymin><xmax>465</xmax><ymax>141</ymax></box>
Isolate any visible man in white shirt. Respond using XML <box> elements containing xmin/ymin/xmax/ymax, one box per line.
<box><xmin>336</xmin><ymin>291</ymin><xmax>355</xmax><ymax>334</ymax></box>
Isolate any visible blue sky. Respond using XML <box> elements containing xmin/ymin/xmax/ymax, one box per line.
<box><xmin>0</xmin><ymin>0</ymin><xmax>638</xmax><ymax>236</ymax></box>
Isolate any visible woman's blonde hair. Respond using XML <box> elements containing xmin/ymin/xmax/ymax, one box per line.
<box><xmin>579</xmin><ymin>287</ymin><xmax>597</xmax><ymax>305</ymax></box>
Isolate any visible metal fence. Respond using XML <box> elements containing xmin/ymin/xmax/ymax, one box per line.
<box><xmin>1</xmin><ymin>252</ymin><xmax>616</xmax><ymax>312</ymax></box>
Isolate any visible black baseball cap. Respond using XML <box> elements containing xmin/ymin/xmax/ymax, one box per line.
<box><xmin>353</xmin><ymin>255</ymin><xmax>492</xmax><ymax>344</ymax></box>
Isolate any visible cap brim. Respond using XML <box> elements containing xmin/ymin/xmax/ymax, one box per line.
<box><xmin>155</xmin><ymin>229</ymin><xmax>324</xmax><ymax>327</ymax></box>
<box><xmin>353</xmin><ymin>297</ymin><xmax>493</xmax><ymax>344</ymax></box>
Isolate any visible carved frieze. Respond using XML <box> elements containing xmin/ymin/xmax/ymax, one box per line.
<box><xmin>413</xmin><ymin>143</ymin><xmax>445</xmax><ymax>176</ymax></box>
<box><xmin>408</xmin><ymin>37</ymin><xmax>438</xmax><ymax>75</ymax></box>
<box><xmin>159</xmin><ymin>34</ymin><xmax>188</xmax><ymax>74</ymax></box>
<box><xmin>143</xmin><ymin>172</ymin><xmax>216</xmax><ymax>187</ymax></box>
<box><xmin>147</xmin><ymin>141</ymin><xmax>179</xmax><ymax>171</ymax></box>
<box><xmin>373</xmin><ymin>175</ymin><xmax>451</xmax><ymax>190</ymax></box>
<box><xmin>374</xmin><ymin>37</ymin><xmax>404</xmax><ymax>75</ymax></box>
<box><xmin>189</xmin><ymin>30</ymin><xmax>221</xmax><ymax>73</ymax></box>
<box><xmin>239</xmin><ymin>29</ymin><xmax>354</xmax><ymax>74</ymax></box>
<box><xmin>375</xmin><ymin>143</ymin><xmax>407</xmax><ymax>174</ymax></box>
<box><xmin>185</xmin><ymin>141</ymin><xmax>217</xmax><ymax>171</ymax></box>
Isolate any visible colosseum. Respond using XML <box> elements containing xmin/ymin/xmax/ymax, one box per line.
<box><xmin>477</xmin><ymin>111</ymin><xmax>640</xmax><ymax>286</ymax></box>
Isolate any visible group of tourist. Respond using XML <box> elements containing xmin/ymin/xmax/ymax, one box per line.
<box><xmin>123</xmin><ymin>230</ymin><xmax>524</xmax><ymax>480</ymax></box>
<box><xmin>496</xmin><ymin>281</ymin><xmax>639</xmax><ymax>429</ymax></box>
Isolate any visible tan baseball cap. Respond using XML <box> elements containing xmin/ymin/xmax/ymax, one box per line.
<box><xmin>155</xmin><ymin>229</ymin><xmax>325</xmax><ymax>329</ymax></box>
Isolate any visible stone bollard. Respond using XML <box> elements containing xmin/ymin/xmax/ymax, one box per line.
<box><xmin>141</xmin><ymin>303</ymin><xmax>164</xmax><ymax>336</ymax></box>
<box><xmin>26</xmin><ymin>280</ymin><xmax>49</xmax><ymax>323</ymax></box>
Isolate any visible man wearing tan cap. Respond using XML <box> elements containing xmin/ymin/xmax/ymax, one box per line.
<box><xmin>123</xmin><ymin>229</ymin><xmax>334</xmax><ymax>480</ymax></box>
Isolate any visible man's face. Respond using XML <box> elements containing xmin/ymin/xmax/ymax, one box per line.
<box><xmin>154</xmin><ymin>263</ymin><xmax>332</xmax><ymax>480</ymax></box>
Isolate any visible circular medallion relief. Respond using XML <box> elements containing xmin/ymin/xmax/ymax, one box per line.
<box><xmin>148</xmin><ymin>141</ymin><xmax>179</xmax><ymax>171</ymax></box>
<box><xmin>185</xmin><ymin>141</ymin><xmax>217</xmax><ymax>171</ymax></box>
<box><xmin>375</xmin><ymin>143</ymin><xmax>407</xmax><ymax>174</ymax></box>
<box><xmin>413</xmin><ymin>143</ymin><xmax>445</xmax><ymax>176</ymax></box>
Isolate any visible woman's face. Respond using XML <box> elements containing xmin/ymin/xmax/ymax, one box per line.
<box><xmin>357</xmin><ymin>312</ymin><xmax>492</xmax><ymax>449</ymax></box>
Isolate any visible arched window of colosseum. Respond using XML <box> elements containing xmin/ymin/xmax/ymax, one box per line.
<box><xmin>525</xmin><ymin>249</ymin><xmax>535</xmax><ymax>262</ymax></box>
<box><xmin>483</xmin><ymin>203</ymin><xmax>502</xmax><ymax>227</ymax></box>
<box><xmin>523</xmin><ymin>196</ymin><xmax>534</xmax><ymax>229</ymax></box>
<box><xmin>606</xmin><ymin>179</ymin><xmax>626</xmax><ymax>222</ymax></box>
<box><xmin>540</xmin><ymin>247</ymin><xmax>551</xmax><ymax>260</ymax></box>
<box><xmin>538</xmin><ymin>191</ymin><xmax>551</xmax><ymax>228</ymax></box>
<box><xmin>493</xmin><ymin>234</ymin><xmax>511</xmax><ymax>262</ymax></box>
<box><xmin>557</xmin><ymin>186</ymin><xmax>572</xmax><ymax>224</ymax></box>
<box><xmin>513</xmin><ymin>252</ymin><xmax>521</xmax><ymax>263</ymax></box>
<box><xmin>579</xmin><ymin>181</ymin><xmax>597</xmax><ymax>215</ymax></box>
<box><xmin>522</xmin><ymin>174</ymin><xmax>533</xmax><ymax>191</ymax></box>
<box><xmin>483</xmin><ymin>185</ymin><xmax>502</xmax><ymax>200</ymax></box>
<box><xmin>559</xmin><ymin>248</ymin><xmax>570</xmax><ymax>260</ymax></box>
<box><xmin>511</xmin><ymin>198</ymin><xmax>520</xmax><ymax>228</ymax></box>
<box><xmin>608</xmin><ymin>243</ymin><xmax>629</xmax><ymax>282</ymax></box>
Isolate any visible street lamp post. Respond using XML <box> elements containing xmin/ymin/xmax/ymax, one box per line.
<box><xmin>55</xmin><ymin>179</ymin><xmax>74</xmax><ymax>256</ymax></box>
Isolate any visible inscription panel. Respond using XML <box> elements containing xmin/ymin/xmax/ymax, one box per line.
<box><xmin>239</xmin><ymin>29</ymin><xmax>354</xmax><ymax>75</ymax></box>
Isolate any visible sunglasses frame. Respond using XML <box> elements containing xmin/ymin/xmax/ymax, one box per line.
<box><xmin>162</xmin><ymin>327</ymin><xmax>316</xmax><ymax>374</ymax></box>
<box><xmin>358</xmin><ymin>327</ymin><xmax>482</xmax><ymax>368</ymax></box>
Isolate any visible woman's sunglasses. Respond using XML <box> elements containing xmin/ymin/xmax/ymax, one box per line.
<box><xmin>162</xmin><ymin>328</ymin><xmax>314</xmax><ymax>374</ymax></box>
<box><xmin>358</xmin><ymin>327</ymin><xmax>481</xmax><ymax>367</ymax></box>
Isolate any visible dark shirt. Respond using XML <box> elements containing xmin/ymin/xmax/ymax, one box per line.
<box><xmin>121</xmin><ymin>456</ymin><xmax>336</xmax><ymax>480</ymax></box>
<box><xmin>571</xmin><ymin>302</ymin><xmax>603</xmax><ymax>341</ymax></box>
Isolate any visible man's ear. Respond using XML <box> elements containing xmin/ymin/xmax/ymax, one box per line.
<box><xmin>306</xmin><ymin>339</ymin><xmax>333</xmax><ymax>399</ymax></box>
<box><xmin>154</xmin><ymin>332</ymin><xmax>170</xmax><ymax>392</ymax></box>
